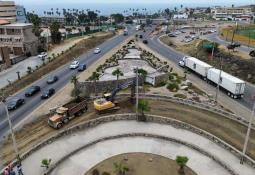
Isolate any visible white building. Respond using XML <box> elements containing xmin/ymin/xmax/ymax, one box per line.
<box><xmin>173</xmin><ymin>13</ymin><xmax>188</xmax><ymax>20</ymax></box>
<box><xmin>212</xmin><ymin>7</ymin><xmax>253</xmax><ymax>21</ymax></box>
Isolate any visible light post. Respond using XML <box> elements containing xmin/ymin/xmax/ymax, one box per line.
<box><xmin>240</xmin><ymin>95</ymin><xmax>255</xmax><ymax>164</ymax></box>
<box><xmin>0</xmin><ymin>99</ymin><xmax>21</xmax><ymax>166</ymax></box>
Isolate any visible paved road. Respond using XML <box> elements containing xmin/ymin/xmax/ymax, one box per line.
<box><xmin>0</xmin><ymin>26</ymin><xmax>136</xmax><ymax>140</ymax></box>
<box><xmin>142</xmin><ymin>32</ymin><xmax>255</xmax><ymax>112</ymax></box>
<box><xmin>205</xmin><ymin>32</ymin><xmax>254</xmax><ymax>53</ymax></box>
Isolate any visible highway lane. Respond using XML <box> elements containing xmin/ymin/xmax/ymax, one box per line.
<box><xmin>144</xmin><ymin>33</ymin><xmax>255</xmax><ymax>111</ymax></box>
<box><xmin>0</xmin><ymin>27</ymin><xmax>136</xmax><ymax>140</ymax></box>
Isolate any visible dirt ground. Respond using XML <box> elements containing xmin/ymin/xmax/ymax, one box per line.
<box><xmin>1</xmin><ymin>98</ymin><xmax>255</xmax><ymax>166</ymax></box>
<box><xmin>85</xmin><ymin>153</ymin><xmax>196</xmax><ymax>175</ymax></box>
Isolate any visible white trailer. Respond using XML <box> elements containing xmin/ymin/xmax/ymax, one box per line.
<box><xmin>182</xmin><ymin>56</ymin><xmax>213</xmax><ymax>78</ymax></box>
<box><xmin>136</xmin><ymin>25</ymin><xmax>141</xmax><ymax>31</ymax></box>
<box><xmin>207</xmin><ymin>68</ymin><xmax>245</xmax><ymax>98</ymax></box>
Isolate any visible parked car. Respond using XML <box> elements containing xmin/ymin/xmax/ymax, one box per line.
<box><xmin>69</xmin><ymin>61</ymin><xmax>79</xmax><ymax>69</ymax></box>
<box><xmin>168</xmin><ymin>33</ymin><xmax>177</xmax><ymax>37</ymax></box>
<box><xmin>190</xmin><ymin>32</ymin><xmax>196</xmax><ymax>35</ymax></box>
<box><xmin>41</xmin><ymin>88</ymin><xmax>55</xmax><ymax>99</ymax></box>
<box><xmin>25</xmin><ymin>86</ymin><xmax>41</xmax><ymax>97</ymax></box>
<box><xmin>94</xmin><ymin>48</ymin><xmax>101</xmax><ymax>54</ymax></box>
<box><xmin>38</xmin><ymin>52</ymin><xmax>47</xmax><ymax>59</ymax></box>
<box><xmin>180</xmin><ymin>30</ymin><xmax>186</xmax><ymax>33</ymax></box>
<box><xmin>143</xmin><ymin>40</ymin><xmax>148</xmax><ymax>44</ymax></box>
<box><xmin>249</xmin><ymin>50</ymin><xmax>255</xmax><ymax>57</ymax></box>
<box><xmin>47</xmin><ymin>76</ymin><xmax>58</xmax><ymax>84</ymax></box>
<box><xmin>6</xmin><ymin>98</ymin><xmax>25</xmax><ymax>110</ymax></box>
<box><xmin>78</xmin><ymin>64</ymin><xmax>87</xmax><ymax>72</ymax></box>
<box><xmin>139</xmin><ymin>35</ymin><xmax>143</xmax><ymax>39</ymax></box>
<box><xmin>233</xmin><ymin>42</ymin><xmax>241</xmax><ymax>47</ymax></box>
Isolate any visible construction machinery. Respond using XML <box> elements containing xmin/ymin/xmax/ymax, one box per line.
<box><xmin>94</xmin><ymin>79</ymin><xmax>136</xmax><ymax>113</ymax></box>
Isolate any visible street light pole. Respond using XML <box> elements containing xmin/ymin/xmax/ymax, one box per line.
<box><xmin>136</xmin><ymin>67</ymin><xmax>139</xmax><ymax>116</ymax></box>
<box><xmin>240</xmin><ymin>97</ymin><xmax>255</xmax><ymax>164</ymax></box>
<box><xmin>1</xmin><ymin>101</ymin><xmax>21</xmax><ymax>165</ymax></box>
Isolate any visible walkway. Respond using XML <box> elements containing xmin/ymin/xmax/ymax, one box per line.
<box><xmin>17</xmin><ymin>120</ymin><xmax>254</xmax><ymax>175</ymax></box>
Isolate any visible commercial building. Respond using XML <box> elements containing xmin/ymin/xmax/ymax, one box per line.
<box><xmin>0</xmin><ymin>1</ymin><xmax>16</xmax><ymax>23</ymax></box>
<box><xmin>173</xmin><ymin>13</ymin><xmax>189</xmax><ymax>20</ymax></box>
<box><xmin>212</xmin><ymin>7</ymin><xmax>253</xmax><ymax>21</ymax></box>
<box><xmin>0</xmin><ymin>23</ymin><xmax>38</xmax><ymax>63</ymax></box>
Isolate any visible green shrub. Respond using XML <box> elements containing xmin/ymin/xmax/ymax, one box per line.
<box><xmin>174</xmin><ymin>94</ymin><xmax>187</xmax><ymax>99</ymax></box>
<box><xmin>167</xmin><ymin>82</ymin><xmax>179</xmax><ymax>92</ymax></box>
<box><xmin>155</xmin><ymin>81</ymin><xmax>166</xmax><ymax>87</ymax></box>
<box><xmin>92</xmin><ymin>169</ymin><xmax>100</xmax><ymax>175</ymax></box>
<box><xmin>102</xmin><ymin>172</ymin><xmax>111</xmax><ymax>175</ymax></box>
<box><xmin>169</xmin><ymin>74</ymin><xmax>174</xmax><ymax>80</ymax></box>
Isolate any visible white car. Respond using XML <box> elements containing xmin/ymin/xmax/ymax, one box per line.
<box><xmin>38</xmin><ymin>52</ymin><xmax>47</xmax><ymax>59</ymax></box>
<box><xmin>94</xmin><ymin>48</ymin><xmax>101</xmax><ymax>54</ymax></box>
<box><xmin>69</xmin><ymin>61</ymin><xmax>79</xmax><ymax>69</ymax></box>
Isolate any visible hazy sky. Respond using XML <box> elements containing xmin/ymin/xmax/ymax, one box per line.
<box><xmin>13</xmin><ymin>0</ymin><xmax>255</xmax><ymax>5</ymax></box>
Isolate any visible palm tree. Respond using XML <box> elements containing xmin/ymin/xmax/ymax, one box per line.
<box><xmin>71</xmin><ymin>75</ymin><xmax>80</xmax><ymax>99</ymax></box>
<box><xmin>113</xmin><ymin>162</ymin><xmax>129</xmax><ymax>175</ymax></box>
<box><xmin>41</xmin><ymin>158</ymin><xmax>51</xmax><ymax>169</ymax></box>
<box><xmin>135</xmin><ymin>68</ymin><xmax>147</xmax><ymax>92</ymax></box>
<box><xmin>112</xmin><ymin>68</ymin><xmax>124</xmax><ymax>88</ymax></box>
<box><xmin>137</xmin><ymin>99</ymin><xmax>150</xmax><ymax>122</ymax></box>
<box><xmin>91</xmin><ymin>72</ymin><xmax>100</xmax><ymax>95</ymax></box>
<box><xmin>175</xmin><ymin>156</ymin><xmax>189</xmax><ymax>175</ymax></box>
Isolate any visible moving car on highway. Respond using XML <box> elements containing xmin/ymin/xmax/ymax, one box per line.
<box><xmin>41</xmin><ymin>88</ymin><xmax>55</xmax><ymax>99</ymax></box>
<box><xmin>7</xmin><ymin>98</ymin><xmax>25</xmax><ymax>111</ymax></box>
<box><xmin>25</xmin><ymin>86</ymin><xmax>41</xmax><ymax>97</ymax></box>
<box><xmin>69</xmin><ymin>61</ymin><xmax>79</xmax><ymax>69</ymax></box>
<box><xmin>94</xmin><ymin>48</ymin><xmax>101</xmax><ymax>54</ymax></box>
<box><xmin>78</xmin><ymin>63</ymin><xmax>87</xmax><ymax>72</ymax></box>
<box><xmin>47</xmin><ymin>75</ymin><xmax>58</xmax><ymax>84</ymax></box>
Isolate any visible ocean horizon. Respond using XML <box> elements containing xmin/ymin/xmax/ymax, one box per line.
<box><xmin>23</xmin><ymin>2</ymin><xmax>253</xmax><ymax>16</ymax></box>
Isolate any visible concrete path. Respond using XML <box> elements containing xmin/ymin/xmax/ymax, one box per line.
<box><xmin>0</xmin><ymin>36</ymin><xmax>86</xmax><ymax>89</ymax></box>
<box><xmin>17</xmin><ymin>121</ymin><xmax>254</xmax><ymax>175</ymax></box>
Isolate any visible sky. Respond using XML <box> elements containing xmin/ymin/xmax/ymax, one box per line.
<box><xmin>13</xmin><ymin>0</ymin><xmax>255</xmax><ymax>5</ymax></box>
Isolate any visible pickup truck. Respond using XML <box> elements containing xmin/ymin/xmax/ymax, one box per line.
<box><xmin>48</xmin><ymin>98</ymin><xmax>88</xmax><ymax>129</ymax></box>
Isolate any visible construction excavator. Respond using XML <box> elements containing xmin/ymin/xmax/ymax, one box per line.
<box><xmin>94</xmin><ymin>79</ymin><xmax>136</xmax><ymax>113</ymax></box>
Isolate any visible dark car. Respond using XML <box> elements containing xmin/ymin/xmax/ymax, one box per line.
<box><xmin>78</xmin><ymin>64</ymin><xmax>87</xmax><ymax>72</ymax></box>
<box><xmin>6</xmin><ymin>98</ymin><xmax>25</xmax><ymax>110</ymax></box>
<box><xmin>47</xmin><ymin>76</ymin><xmax>58</xmax><ymax>84</ymax></box>
<box><xmin>233</xmin><ymin>42</ymin><xmax>241</xmax><ymax>47</ymax></box>
<box><xmin>249</xmin><ymin>50</ymin><xmax>255</xmax><ymax>57</ymax></box>
<box><xmin>25</xmin><ymin>86</ymin><xmax>41</xmax><ymax>97</ymax></box>
<box><xmin>139</xmin><ymin>35</ymin><xmax>143</xmax><ymax>39</ymax></box>
<box><xmin>143</xmin><ymin>40</ymin><xmax>148</xmax><ymax>44</ymax></box>
<box><xmin>168</xmin><ymin>33</ymin><xmax>177</xmax><ymax>37</ymax></box>
<box><xmin>41</xmin><ymin>88</ymin><xmax>55</xmax><ymax>99</ymax></box>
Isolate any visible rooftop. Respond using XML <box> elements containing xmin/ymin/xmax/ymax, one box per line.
<box><xmin>3</xmin><ymin>23</ymin><xmax>32</xmax><ymax>27</ymax></box>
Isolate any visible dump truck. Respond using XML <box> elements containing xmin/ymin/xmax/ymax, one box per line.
<box><xmin>48</xmin><ymin>98</ymin><xmax>88</xmax><ymax>129</ymax></box>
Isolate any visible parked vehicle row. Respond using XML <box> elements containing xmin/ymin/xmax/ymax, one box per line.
<box><xmin>179</xmin><ymin>56</ymin><xmax>245</xmax><ymax>99</ymax></box>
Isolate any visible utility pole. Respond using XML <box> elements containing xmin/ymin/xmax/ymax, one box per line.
<box><xmin>240</xmin><ymin>96</ymin><xmax>255</xmax><ymax>164</ymax></box>
<box><xmin>231</xmin><ymin>22</ymin><xmax>237</xmax><ymax>44</ymax></box>
<box><xmin>248</xmin><ymin>31</ymin><xmax>251</xmax><ymax>48</ymax></box>
<box><xmin>136</xmin><ymin>67</ymin><xmax>139</xmax><ymax>116</ymax></box>
<box><xmin>1</xmin><ymin>100</ymin><xmax>21</xmax><ymax>166</ymax></box>
<box><xmin>215</xmin><ymin>56</ymin><xmax>222</xmax><ymax>103</ymax></box>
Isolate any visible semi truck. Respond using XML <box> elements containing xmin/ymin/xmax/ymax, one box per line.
<box><xmin>179</xmin><ymin>56</ymin><xmax>245</xmax><ymax>99</ymax></box>
<box><xmin>179</xmin><ymin>56</ymin><xmax>212</xmax><ymax>78</ymax></box>
<box><xmin>207</xmin><ymin>68</ymin><xmax>245</xmax><ymax>99</ymax></box>
<box><xmin>48</xmin><ymin>98</ymin><xmax>88</xmax><ymax>129</ymax></box>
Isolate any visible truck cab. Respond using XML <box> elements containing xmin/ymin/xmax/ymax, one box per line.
<box><xmin>48</xmin><ymin>107</ymin><xmax>69</xmax><ymax>129</ymax></box>
<box><xmin>178</xmin><ymin>57</ymin><xmax>186</xmax><ymax>67</ymax></box>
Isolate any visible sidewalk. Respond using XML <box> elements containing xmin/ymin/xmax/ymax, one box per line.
<box><xmin>15</xmin><ymin>120</ymin><xmax>255</xmax><ymax>175</ymax></box>
<box><xmin>0</xmin><ymin>36</ymin><xmax>88</xmax><ymax>89</ymax></box>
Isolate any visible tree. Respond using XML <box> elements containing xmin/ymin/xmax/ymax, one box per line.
<box><xmin>50</xmin><ymin>21</ymin><xmax>61</xmax><ymax>44</ymax></box>
<box><xmin>41</xmin><ymin>158</ymin><xmax>51</xmax><ymax>169</ymax></box>
<box><xmin>113</xmin><ymin>162</ymin><xmax>129</xmax><ymax>175</ymax></box>
<box><xmin>91</xmin><ymin>72</ymin><xmax>100</xmax><ymax>95</ymax></box>
<box><xmin>71</xmin><ymin>75</ymin><xmax>80</xmax><ymax>99</ymax></box>
<box><xmin>26</xmin><ymin>12</ymin><xmax>42</xmax><ymax>37</ymax></box>
<box><xmin>205</xmin><ymin>7</ymin><xmax>211</xmax><ymax>14</ymax></box>
<box><xmin>111</xmin><ymin>13</ymin><xmax>124</xmax><ymax>24</ymax></box>
<box><xmin>137</xmin><ymin>99</ymin><xmax>150</xmax><ymax>122</ymax></box>
<box><xmin>135</xmin><ymin>68</ymin><xmax>147</xmax><ymax>91</ymax></box>
<box><xmin>175</xmin><ymin>156</ymin><xmax>189</xmax><ymax>175</ymax></box>
<box><xmin>112</xmin><ymin>68</ymin><xmax>124</xmax><ymax>87</ymax></box>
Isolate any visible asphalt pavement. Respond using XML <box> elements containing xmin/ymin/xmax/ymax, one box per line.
<box><xmin>143</xmin><ymin>31</ymin><xmax>255</xmax><ymax>112</ymax></box>
<box><xmin>0</xmin><ymin>26</ymin><xmax>136</xmax><ymax>140</ymax></box>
